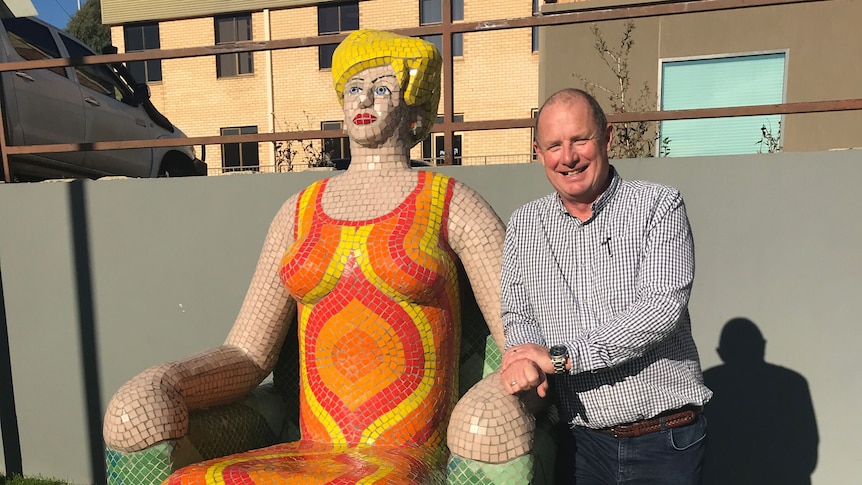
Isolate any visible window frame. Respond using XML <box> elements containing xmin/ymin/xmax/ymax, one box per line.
<box><xmin>221</xmin><ymin>126</ymin><xmax>260</xmax><ymax>172</ymax></box>
<box><xmin>318</xmin><ymin>2</ymin><xmax>359</xmax><ymax>70</ymax></box>
<box><xmin>532</xmin><ymin>0</ymin><xmax>540</xmax><ymax>52</ymax></box>
<box><xmin>123</xmin><ymin>22</ymin><xmax>162</xmax><ymax>83</ymax></box>
<box><xmin>657</xmin><ymin>49</ymin><xmax>789</xmax><ymax>157</ymax></box>
<box><xmin>419</xmin><ymin>0</ymin><xmax>464</xmax><ymax>57</ymax></box>
<box><xmin>422</xmin><ymin>114</ymin><xmax>464</xmax><ymax>165</ymax></box>
<box><xmin>215</xmin><ymin>13</ymin><xmax>254</xmax><ymax>78</ymax></box>
<box><xmin>419</xmin><ymin>0</ymin><xmax>464</xmax><ymax>25</ymax></box>
<box><xmin>420</xmin><ymin>34</ymin><xmax>463</xmax><ymax>58</ymax></box>
<box><xmin>321</xmin><ymin>121</ymin><xmax>350</xmax><ymax>161</ymax></box>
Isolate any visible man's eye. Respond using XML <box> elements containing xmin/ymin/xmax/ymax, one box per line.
<box><xmin>374</xmin><ymin>85</ymin><xmax>391</xmax><ymax>96</ymax></box>
<box><xmin>346</xmin><ymin>86</ymin><xmax>362</xmax><ymax>95</ymax></box>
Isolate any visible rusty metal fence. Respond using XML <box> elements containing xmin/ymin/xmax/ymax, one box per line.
<box><xmin>0</xmin><ymin>0</ymin><xmax>860</xmax><ymax>182</ymax></box>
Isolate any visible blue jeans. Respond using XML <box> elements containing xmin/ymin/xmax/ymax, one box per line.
<box><xmin>557</xmin><ymin>414</ymin><xmax>708</xmax><ymax>484</ymax></box>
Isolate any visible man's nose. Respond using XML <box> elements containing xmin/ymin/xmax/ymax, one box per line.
<box><xmin>561</xmin><ymin>144</ymin><xmax>578</xmax><ymax>165</ymax></box>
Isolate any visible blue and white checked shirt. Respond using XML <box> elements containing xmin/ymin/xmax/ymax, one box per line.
<box><xmin>501</xmin><ymin>167</ymin><xmax>712</xmax><ymax>429</ymax></box>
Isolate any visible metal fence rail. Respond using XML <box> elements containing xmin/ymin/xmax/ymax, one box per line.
<box><xmin>0</xmin><ymin>0</ymin><xmax>853</xmax><ymax>182</ymax></box>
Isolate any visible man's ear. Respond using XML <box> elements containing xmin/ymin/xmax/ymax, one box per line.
<box><xmin>604</xmin><ymin>123</ymin><xmax>614</xmax><ymax>152</ymax></box>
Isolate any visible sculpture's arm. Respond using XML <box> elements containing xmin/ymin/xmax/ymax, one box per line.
<box><xmin>446</xmin><ymin>183</ymin><xmax>545</xmax><ymax>460</ymax></box>
<box><xmin>104</xmin><ymin>196</ymin><xmax>299</xmax><ymax>453</ymax></box>
<box><xmin>446</xmin><ymin>182</ymin><xmax>506</xmax><ymax>350</ymax></box>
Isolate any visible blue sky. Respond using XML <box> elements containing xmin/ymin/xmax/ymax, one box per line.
<box><xmin>31</xmin><ymin>0</ymin><xmax>83</xmax><ymax>29</ymax></box>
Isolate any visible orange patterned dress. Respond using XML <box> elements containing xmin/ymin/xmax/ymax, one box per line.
<box><xmin>167</xmin><ymin>171</ymin><xmax>461</xmax><ymax>484</ymax></box>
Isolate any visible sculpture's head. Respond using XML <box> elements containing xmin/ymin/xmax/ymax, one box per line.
<box><xmin>332</xmin><ymin>30</ymin><xmax>442</xmax><ymax>148</ymax></box>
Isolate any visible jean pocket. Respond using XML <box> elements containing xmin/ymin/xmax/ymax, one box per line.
<box><xmin>668</xmin><ymin>415</ymin><xmax>708</xmax><ymax>451</ymax></box>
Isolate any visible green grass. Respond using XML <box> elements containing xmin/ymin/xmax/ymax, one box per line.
<box><xmin>0</xmin><ymin>474</ymin><xmax>72</xmax><ymax>485</ymax></box>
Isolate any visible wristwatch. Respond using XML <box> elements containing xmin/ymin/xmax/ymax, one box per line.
<box><xmin>549</xmin><ymin>345</ymin><xmax>569</xmax><ymax>374</ymax></box>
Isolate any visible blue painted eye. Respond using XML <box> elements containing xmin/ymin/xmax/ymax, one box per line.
<box><xmin>347</xmin><ymin>86</ymin><xmax>362</xmax><ymax>95</ymax></box>
<box><xmin>374</xmin><ymin>86</ymin><xmax>391</xmax><ymax>96</ymax></box>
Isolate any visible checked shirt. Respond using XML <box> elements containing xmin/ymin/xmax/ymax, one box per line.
<box><xmin>501</xmin><ymin>167</ymin><xmax>712</xmax><ymax>429</ymax></box>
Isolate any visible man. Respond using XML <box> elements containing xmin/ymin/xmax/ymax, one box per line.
<box><xmin>500</xmin><ymin>88</ymin><xmax>712</xmax><ymax>484</ymax></box>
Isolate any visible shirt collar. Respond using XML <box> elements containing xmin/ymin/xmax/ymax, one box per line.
<box><xmin>553</xmin><ymin>165</ymin><xmax>622</xmax><ymax>223</ymax></box>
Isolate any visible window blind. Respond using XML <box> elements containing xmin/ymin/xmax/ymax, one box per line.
<box><xmin>660</xmin><ymin>53</ymin><xmax>785</xmax><ymax>156</ymax></box>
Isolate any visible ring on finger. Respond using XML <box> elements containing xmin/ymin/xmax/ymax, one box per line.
<box><xmin>510</xmin><ymin>381</ymin><xmax>518</xmax><ymax>387</ymax></box>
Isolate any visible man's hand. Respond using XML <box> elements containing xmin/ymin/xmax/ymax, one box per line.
<box><xmin>500</xmin><ymin>343</ymin><xmax>552</xmax><ymax>397</ymax></box>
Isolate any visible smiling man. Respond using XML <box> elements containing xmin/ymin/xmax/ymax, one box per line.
<box><xmin>499</xmin><ymin>88</ymin><xmax>713</xmax><ymax>484</ymax></box>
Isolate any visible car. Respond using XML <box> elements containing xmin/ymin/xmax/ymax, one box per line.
<box><xmin>0</xmin><ymin>16</ymin><xmax>205</xmax><ymax>181</ymax></box>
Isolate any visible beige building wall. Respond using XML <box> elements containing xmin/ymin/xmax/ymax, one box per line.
<box><xmin>540</xmin><ymin>0</ymin><xmax>862</xmax><ymax>153</ymax></box>
<box><xmin>108</xmin><ymin>0</ymin><xmax>540</xmax><ymax>173</ymax></box>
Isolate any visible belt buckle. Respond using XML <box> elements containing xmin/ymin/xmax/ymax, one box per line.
<box><xmin>613</xmin><ymin>424</ymin><xmax>634</xmax><ymax>438</ymax></box>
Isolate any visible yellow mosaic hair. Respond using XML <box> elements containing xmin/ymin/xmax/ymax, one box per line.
<box><xmin>332</xmin><ymin>30</ymin><xmax>442</xmax><ymax>145</ymax></box>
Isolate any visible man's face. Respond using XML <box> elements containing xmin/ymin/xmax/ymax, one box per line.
<box><xmin>342</xmin><ymin>65</ymin><xmax>405</xmax><ymax>148</ymax></box>
<box><xmin>534</xmin><ymin>98</ymin><xmax>613</xmax><ymax>214</ymax></box>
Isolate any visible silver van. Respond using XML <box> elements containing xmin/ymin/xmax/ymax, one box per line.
<box><xmin>0</xmin><ymin>16</ymin><xmax>205</xmax><ymax>181</ymax></box>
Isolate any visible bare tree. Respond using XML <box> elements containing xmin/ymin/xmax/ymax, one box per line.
<box><xmin>756</xmin><ymin>120</ymin><xmax>782</xmax><ymax>154</ymax></box>
<box><xmin>574</xmin><ymin>21</ymin><xmax>669</xmax><ymax>158</ymax></box>
<box><xmin>274</xmin><ymin>112</ymin><xmax>333</xmax><ymax>172</ymax></box>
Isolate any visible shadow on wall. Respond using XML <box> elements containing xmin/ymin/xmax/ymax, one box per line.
<box><xmin>702</xmin><ymin>317</ymin><xmax>819</xmax><ymax>485</ymax></box>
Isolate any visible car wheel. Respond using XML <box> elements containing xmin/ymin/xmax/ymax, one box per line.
<box><xmin>157</xmin><ymin>155</ymin><xmax>196</xmax><ymax>177</ymax></box>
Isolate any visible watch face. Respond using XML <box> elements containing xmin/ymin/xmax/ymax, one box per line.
<box><xmin>550</xmin><ymin>345</ymin><xmax>567</xmax><ymax>357</ymax></box>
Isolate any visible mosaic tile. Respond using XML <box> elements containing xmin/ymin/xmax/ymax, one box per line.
<box><xmin>103</xmin><ymin>29</ymin><xmax>552</xmax><ymax>485</ymax></box>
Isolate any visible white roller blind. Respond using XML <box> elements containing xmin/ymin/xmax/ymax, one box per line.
<box><xmin>660</xmin><ymin>53</ymin><xmax>786</xmax><ymax>157</ymax></box>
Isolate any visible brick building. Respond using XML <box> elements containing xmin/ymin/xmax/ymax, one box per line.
<box><xmin>100</xmin><ymin>0</ymin><xmax>540</xmax><ymax>173</ymax></box>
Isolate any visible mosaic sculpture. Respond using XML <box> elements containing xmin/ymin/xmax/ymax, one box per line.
<box><xmin>103</xmin><ymin>30</ymin><xmax>554</xmax><ymax>484</ymax></box>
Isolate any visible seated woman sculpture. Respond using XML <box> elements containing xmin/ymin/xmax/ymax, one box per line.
<box><xmin>103</xmin><ymin>30</ymin><xmax>524</xmax><ymax>483</ymax></box>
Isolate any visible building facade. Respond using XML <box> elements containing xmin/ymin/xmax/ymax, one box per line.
<box><xmin>101</xmin><ymin>0</ymin><xmax>540</xmax><ymax>173</ymax></box>
<box><xmin>541</xmin><ymin>0</ymin><xmax>862</xmax><ymax>156</ymax></box>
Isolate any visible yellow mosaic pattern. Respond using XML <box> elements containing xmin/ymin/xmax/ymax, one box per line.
<box><xmin>332</xmin><ymin>30</ymin><xmax>442</xmax><ymax>146</ymax></box>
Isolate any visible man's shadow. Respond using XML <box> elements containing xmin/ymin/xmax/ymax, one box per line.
<box><xmin>703</xmin><ymin>317</ymin><xmax>819</xmax><ymax>485</ymax></box>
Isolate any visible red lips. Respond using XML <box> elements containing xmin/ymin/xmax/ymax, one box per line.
<box><xmin>353</xmin><ymin>113</ymin><xmax>376</xmax><ymax>125</ymax></box>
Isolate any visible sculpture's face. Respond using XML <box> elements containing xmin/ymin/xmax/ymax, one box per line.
<box><xmin>343</xmin><ymin>64</ymin><xmax>407</xmax><ymax>148</ymax></box>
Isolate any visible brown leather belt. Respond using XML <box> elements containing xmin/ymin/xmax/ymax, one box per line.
<box><xmin>597</xmin><ymin>406</ymin><xmax>702</xmax><ymax>438</ymax></box>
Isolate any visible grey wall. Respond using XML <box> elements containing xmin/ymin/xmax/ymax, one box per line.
<box><xmin>1</xmin><ymin>153</ymin><xmax>860</xmax><ymax>483</ymax></box>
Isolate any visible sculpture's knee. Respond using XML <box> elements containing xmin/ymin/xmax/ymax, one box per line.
<box><xmin>447</xmin><ymin>370</ymin><xmax>534</xmax><ymax>463</ymax></box>
<box><xmin>104</xmin><ymin>364</ymin><xmax>188</xmax><ymax>452</ymax></box>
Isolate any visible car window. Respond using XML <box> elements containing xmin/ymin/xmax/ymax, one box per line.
<box><xmin>1</xmin><ymin>17</ymin><xmax>66</xmax><ymax>77</ymax></box>
<box><xmin>60</xmin><ymin>35</ymin><xmax>134</xmax><ymax>105</ymax></box>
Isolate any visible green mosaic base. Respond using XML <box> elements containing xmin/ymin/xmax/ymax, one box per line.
<box><xmin>106</xmin><ymin>442</ymin><xmax>173</xmax><ymax>485</ymax></box>
<box><xmin>446</xmin><ymin>454</ymin><xmax>534</xmax><ymax>485</ymax></box>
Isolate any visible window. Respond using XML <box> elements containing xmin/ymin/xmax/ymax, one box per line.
<box><xmin>419</xmin><ymin>0</ymin><xmax>463</xmax><ymax>24</ymax></box>
<box><xmin>420</xmin><ymin>0</ymin><xmax>463</xmax><ymax>57</ymax></box>
<box><xmin>532</xmin><ymin>0</ymin><xmax>540</xmax><ymax>52</ymax></box>
<box><xmin>660</xmin><ymin>52</ymin><xmax>786</xmax><ymax>157</ymax></box>
<box><xmin>2</xmin><ymin>17</ymin><xmax>65</xmax><ymax>76</ymax></box>
<box><xmin>422</xmin><ymin>115</ymin><xmax>463</xmax><ymax>165</ymax></box>
<box><xmin>215</xmin><ymin>14</ymin><xmax>253</xmax><ymax>78</ymax></box>
<box><xmin>530</xmin><ymin>108</ymin><xmax>538</xmax><ymax>160</ymax></box>
<box><xmin>61</xmin><ymin>36</ymin><xmax>134</xmax><ymax>104</ymax></box>
<box><xmin>124</xmin><ymin>23</ymin><xmax>162</xmax><ymax>83</ymax></box>
<box><xmin>420</xmin><ymin>34</ymin><xmax>463</xmax><ymax>57</ymax></box>
<box><xmin>321</xmin><ymin>121</ymin><xmax>350</xmax><ymax>161</ymax></box>
<box><xmin>318</xmin><ymin>2</ymin><xmax>359</xmax><ymax>69</ymax></box>
<box><xmin>221</xmin><ymin>126</ymin><xmax>259</xmax><ymax>171</ymax></box>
